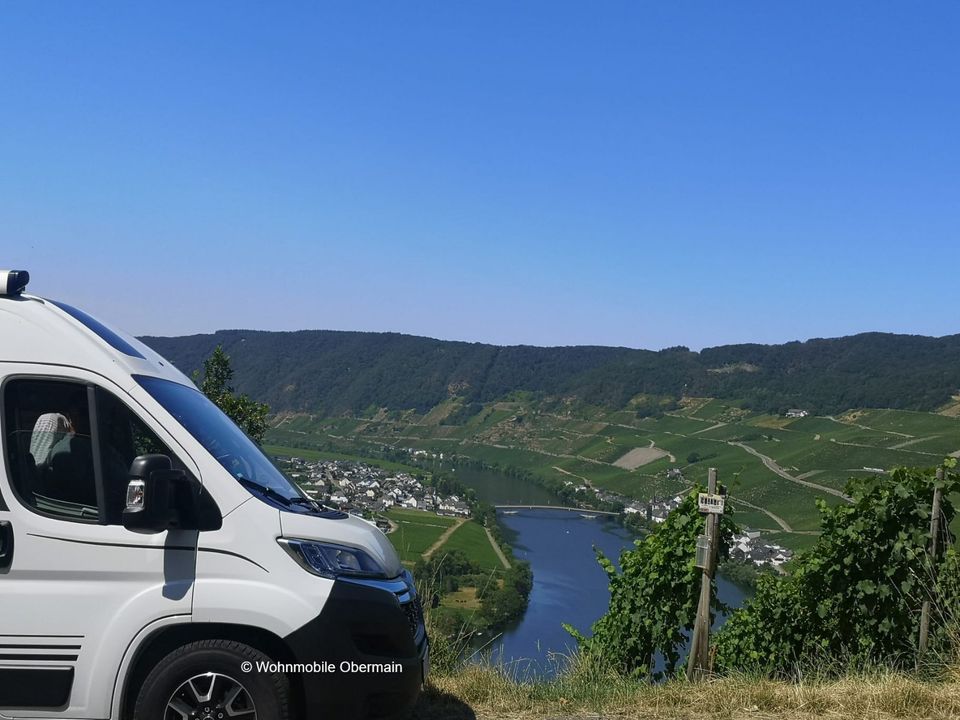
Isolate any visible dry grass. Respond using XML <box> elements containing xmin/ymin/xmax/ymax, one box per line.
<box><xmin>413</xmin><ymin>664</ymin><xmax>960</xmax><ymax>719</ymax></box>
<box><xmin>443</xmin><ymin>586</ymin><xmax>482</xmax><ymax>610</ymax></box>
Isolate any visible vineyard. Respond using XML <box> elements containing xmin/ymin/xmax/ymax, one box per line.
<box><xmin>569</xmin><ymin>460</ymin><xmax>960</xmax><ymax>678</ymax></box>
<box><xmin>265</xmin><ymin>397</ymin><xmax>960</xmax><ymax>553</ymax></box>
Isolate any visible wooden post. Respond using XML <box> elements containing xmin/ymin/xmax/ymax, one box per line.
<box><xmin>687</xmin><ymin>467</ymin><xmax>718</xmax><ymax>681</ymax></box>
<box><xmin>918</xmin><ymin>467</ymin><xmax>944</xmax><ymax>655</ymax></box>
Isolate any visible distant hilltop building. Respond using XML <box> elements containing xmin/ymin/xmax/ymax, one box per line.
<box><xmin>785</xmin><ymin>409</ymin><xmax>809</xmax><ymax>418</ymax></box>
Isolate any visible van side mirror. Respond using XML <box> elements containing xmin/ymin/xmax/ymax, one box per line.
<box><xmin>122</xmin><ymin>454</ymin><xmax>180</xmax><ymax>531</ymax></box>
<box><xmin>122</xmin><ymin>454</ymin><xmax>222</xmax><ymax>532</ymax></box>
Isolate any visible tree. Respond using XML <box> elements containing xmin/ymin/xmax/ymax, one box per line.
<box><xmin>478</xmin><ymin>563</ymin><xmax>533</xmax><ymax>626</ymax></box>
<box><xmin>195</xmin><ymin>346</ymin><xmax>270</xmax><ymax>443</ymax></box>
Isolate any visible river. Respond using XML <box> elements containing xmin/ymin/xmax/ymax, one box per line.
<box><xmin>448</xmin><ymin>466</ymin><xmax>751</xmax><ymax>678</ymax></box>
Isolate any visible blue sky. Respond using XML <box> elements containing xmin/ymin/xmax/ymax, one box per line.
<box><xmin>2</xmin><ymin>2</ymin><xmax>958</xmax><ymax>349</ymax></box>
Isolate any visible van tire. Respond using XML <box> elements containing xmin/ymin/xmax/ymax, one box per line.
<box><xmin>133</xmin><ymin>639</ymin><xmax>291</xmax><ymax>720</ymax></box>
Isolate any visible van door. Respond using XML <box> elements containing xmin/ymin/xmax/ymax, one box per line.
<box><xmin>0</xmin><ymin>368</ymin><xmax>199</xmax><ymax>718</ymax></box>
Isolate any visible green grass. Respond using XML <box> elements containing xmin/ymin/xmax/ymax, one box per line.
<box><xmin>853</xmin><ymin>408</ymin><xmax>960</xmax><ymax>437</ymax></box>
<box><xmin>385</xmin><ymin>508</ymin><xmax>503</xmax><ymax>571</ymax></box>
<box><xmin>386</xmin><ymin>508</ymin><xmax>457</xmax><ymax>564</ymax></box>
<box><xmin>726</xmin><ymin>503</ymin><xmax>779</xmax><ymax>531</ymax></box>
<box><xmin>438</xmin><ymin>520</ymin><xmax>503</xmax><ymax>571</ymax></box>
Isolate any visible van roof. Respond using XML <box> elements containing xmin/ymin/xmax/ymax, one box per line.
<box><xmin>0</xmin><ymin>293</ymin><xmax>194</xmax><ymax>389</ymax></box>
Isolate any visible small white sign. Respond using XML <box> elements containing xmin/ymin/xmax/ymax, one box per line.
<box><xmin>698</xmin><ymin>493</ymin><xmax>725</xmax><ymax>514</ymax></box>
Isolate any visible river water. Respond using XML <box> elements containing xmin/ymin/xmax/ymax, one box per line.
<box><xmin>449</xmin><ymin>466</ymin><xmax>751</xmax><ymax>678</ymax></box>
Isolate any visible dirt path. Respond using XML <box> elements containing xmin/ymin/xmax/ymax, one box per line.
<box><xmin>422</xmin><ymin>518</ymin><xmax>466</xmax><ymax>559</ymax></box>
<box><xmin>823</xmin><ymin>415</ymin><xmax>912</xmax><ymax>438</ymax></box>
<box><xmin>382</xmin><ymin>517</ymin><xmax>399</xmax><ymax>534</ymax></box>
<box><xmin>827</xmin><ymin>437</ymin><xmax>940</xmax><ymax>457</ymax></box>
<box><xmin>485</xmin><ymin>527</ymin><xmax>511</xmax><ymax>569</ymax></box>
<box><xmin>729</xmin><ymin>497</ymin><xmax>794</xmax><ymax>532</ymax></box>
<box><xmin>552</xmin><ymin>465</ymin><xmax>592</xmax><ymax>486</ymax></box>
<box><xmin>889</xmin><ymin>436</ymin><xmax>938</xmax><ymax>450</ymax></box>
<box><xmin>729</xmin><ymin>442</ymin><xmax>851</xmax><ymax>501</ymax></box>
<box><xmin>691</xmin><ymin>421</ymin><xmax>727</xmax><ymax>436</ymax></box>
<box><xmin>464</xmin><ymin>440</ymin><xmax>613</xmax><ymax>467</ymax></box>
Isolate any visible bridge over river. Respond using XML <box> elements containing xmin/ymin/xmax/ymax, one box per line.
<box><xmin>494</xmin><ymin>504</ymin><xmax>620</xmax><ymax>517</ymax></box>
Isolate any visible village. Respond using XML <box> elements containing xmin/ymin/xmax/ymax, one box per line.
<box><xmin>570</xmin><ymin>474</ymin><xmax>795</xmax><ymax>571</ymax></box>
<box><xmin>274</xmin><ymin>455</ymin><xmax>473</xmax><ymax>519</ymax></box>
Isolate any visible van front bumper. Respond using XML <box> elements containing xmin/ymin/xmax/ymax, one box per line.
<box><xmin>283</xmin><ymin>574</ymin><xmax>428</xmax><ymax>720</ymax></box>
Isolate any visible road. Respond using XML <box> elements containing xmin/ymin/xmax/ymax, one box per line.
<box><xmin>729</xmin><ymin>442</ymin><xmax>851</xmax><ymax>501</ymax></box>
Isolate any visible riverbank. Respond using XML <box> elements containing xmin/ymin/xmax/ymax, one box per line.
<box><xmin>413</xmin><ymin>665</ymin><xmax>960</xmax><ymax>719</ymax></box>
<box><xmin>470</xmin><ymin>509</ymin><xmax>748</xmax><ymax>678</ymax></box>
<box><xmin>381</xmin><ymin>507</ymin><xmax>533</xmax><ymax>637</ymax></box>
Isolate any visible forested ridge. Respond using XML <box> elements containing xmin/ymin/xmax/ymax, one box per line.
<box><xmin>140</xmin><ymin>329</ymin><xmax>960</xmax><ymax>416</ymax></box>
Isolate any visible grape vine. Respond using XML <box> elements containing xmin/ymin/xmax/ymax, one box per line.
<box><xmin>566</xmin><ymin>487</ymin><xmax>735</xmax><ymax>678</ymax></box>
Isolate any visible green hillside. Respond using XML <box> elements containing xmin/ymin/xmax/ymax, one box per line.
<box><xmin>140</xmin><ymin>330</ymin><xmax>960</xmax><ymax>551</ymax></box>
<box><xmin>141</xmin><ymin>329</ymin><xmax>960</xmax><ymax>416</ymax></box>
<box><xmin>265</xmin><ymin>396</ymin><xmax>960</xmax><ymax>550</ymax></box>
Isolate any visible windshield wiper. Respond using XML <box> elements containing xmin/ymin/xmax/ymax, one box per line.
<box><xmin>237</xmin><ymin>478</ymin><xmax>298</xmax><ymax>507</ymax></box>
<box><xmin>287</xmin><ymin>496</ymin><xmax>320</xmax><ymax>509</ymax></box>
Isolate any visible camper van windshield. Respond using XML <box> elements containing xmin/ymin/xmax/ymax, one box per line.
<box><xmin>134</xmin><ymin>375</ymin><xmax>308</xmax><ymax>505</ymax></box>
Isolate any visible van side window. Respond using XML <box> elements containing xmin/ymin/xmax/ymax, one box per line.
<box><xmin>95</xmin><ymin>388</ymin><xmax>179</xmax><ymax>524</ymax></box>
<box><xmin>3</xmin><ymin>380</ymin><xmax>184</xmax><ymax>525</ymax></box>
<box><xmin>4</xmin><ymin>379</ymin><xmax>99</xmax><ymax>521</ymax></box>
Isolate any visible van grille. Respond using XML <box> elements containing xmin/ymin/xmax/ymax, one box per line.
<box><xmin>401</xmin><ymin>596</ymin><xmax>425</xmax><ymax>641</ymax></box>
<box><xmin>343</xmin><ymin>571</ymin><xmax>426</xmax><ymax>647</ymax></box>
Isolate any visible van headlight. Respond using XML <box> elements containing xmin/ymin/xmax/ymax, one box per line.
<box><xmin>278</xmin><ymin>538</ymin><xmax>388</xmax><ymax>579</ymax></box>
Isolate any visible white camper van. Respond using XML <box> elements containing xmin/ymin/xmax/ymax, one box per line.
<box><xmin>0</xmin><ymin>271</ymin><xmax>427</xmax><ymax>720</ymax></box>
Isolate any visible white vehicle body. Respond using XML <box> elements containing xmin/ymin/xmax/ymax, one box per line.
<box><xmin>0</xmin><ymin>271</ymin><xmax>427</xmax><ymax>720</ymax></box>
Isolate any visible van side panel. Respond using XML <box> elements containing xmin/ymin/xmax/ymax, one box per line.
<box><xmin>191</xmin><ymin>500</ymin><xmax>332</xmax><ymax>636</ymax></box>
<box><xmin>0</xmin><ymin>528</ymin><xmax>197</xmax><ymax>718</ymax></box>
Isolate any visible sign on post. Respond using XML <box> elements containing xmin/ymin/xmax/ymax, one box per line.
<box><xmin>698</xmin><ymin>492</ymin><xmax>725</xmax><ymax>515</ymax></box>
<box><xmin>688</xmin><ymin>468</ymin><xmax>720</xmax><ymax>681</ymax></box>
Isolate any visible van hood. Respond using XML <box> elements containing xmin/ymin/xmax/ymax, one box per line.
<box><xmin>279</xmin><ymin>511</ymin><xmax>403</xmax><ymax>579</ymax></box>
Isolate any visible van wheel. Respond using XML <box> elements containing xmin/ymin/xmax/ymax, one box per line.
<box><xmin>133</xmin><ymin>640</ymin><xmax>291</xmax><ymax>720</ymax></box>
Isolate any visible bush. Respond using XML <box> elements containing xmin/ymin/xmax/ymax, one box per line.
<box><xmin>715</xmin><ymin>463</ymin><xmax>960</xmax><ymax>675</ymax></box>
<box><xmin>566</xmin><ymin>488</ymin><xmax>734</xmax><ymax>678</ymax></box>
